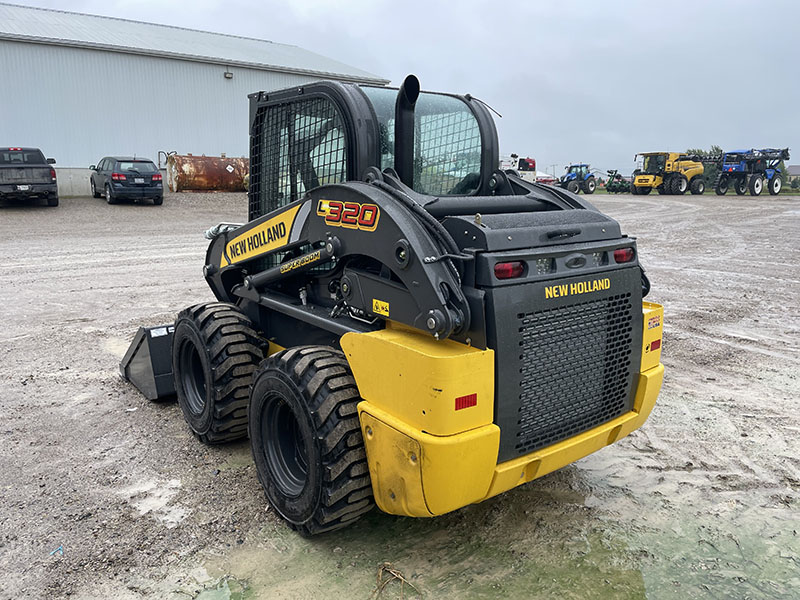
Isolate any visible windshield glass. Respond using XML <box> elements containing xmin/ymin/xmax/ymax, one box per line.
<box><xmin>0</xmin><ymin>149</ymin><xmax>46</xmax><ymax>165</ymax></box>
<box><xmin>361</xmin><ymin>86</ymin><xmax>483</xmax><ymax>195</ymax></box>
<box><xmin>642</xmin><ymin>155</ymin><xmax>666</xmax><ymax>174</ymax></box>
<box><xmin>118</xmin><ymin>161</ymin><xmax>157</xmax><ymax>173</ymax></box>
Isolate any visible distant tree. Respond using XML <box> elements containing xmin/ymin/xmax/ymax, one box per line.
<box><xmin>791</xmin><ymin>178</ymin><xmax>799</xmax><ymax>190</ymax></box>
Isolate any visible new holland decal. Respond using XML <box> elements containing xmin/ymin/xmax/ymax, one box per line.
<box><xmin>317</xmin><ymin>199</ymin><xmax>380</xmax><ymax>231</ymax></box>
<box><xmin>220</xmin><ymin>204</ymin><xmax>302</xmax><ymax>268</ymax></box>
<box><xmin>545</xmin><ymin>277</ymin><xmax>611</xmax><ymax>299</ymax></box>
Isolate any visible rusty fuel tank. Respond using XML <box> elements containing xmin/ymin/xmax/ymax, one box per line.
<box><xmin>166</xmin><ymin>154</ymin><xmax>249</xmax><ymax>192</ymax></box>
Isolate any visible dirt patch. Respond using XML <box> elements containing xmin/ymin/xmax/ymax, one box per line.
<box><xmin>0</xmin><ymin>192</ymin><xmax>798</xmax><ymax>598</ymax></box>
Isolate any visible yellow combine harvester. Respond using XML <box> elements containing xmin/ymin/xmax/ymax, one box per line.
<box><xmin>631</xmin><ymin>152</ymin><xmax>705</xmax><ymax>195</ymax></box>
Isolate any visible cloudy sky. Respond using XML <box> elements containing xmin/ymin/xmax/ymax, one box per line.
<box><xmin>14</xmin><ymin>0</ymin><xmax>800</xmax><ymax>175</ymax></box>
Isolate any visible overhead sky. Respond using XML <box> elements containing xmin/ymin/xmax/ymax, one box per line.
<box><xmin>12</xmin><ymin>0</ymin><xmax>800</xmax><ymax>175</ymax></box>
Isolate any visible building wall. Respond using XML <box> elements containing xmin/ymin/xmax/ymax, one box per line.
<box><xmin>0</xmin><ymin>39</ymin><xmax>321</xmax><ymax>168</ymax></box>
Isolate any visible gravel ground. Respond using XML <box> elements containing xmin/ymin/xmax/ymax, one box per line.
<box><xmin>0</xmin><ymin>191</ymin><xmax>798</xmax><ymax>599</ymax></box>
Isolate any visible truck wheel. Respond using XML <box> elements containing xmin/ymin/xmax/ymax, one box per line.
<box><xmin>105</xmin><ymin>184</ymin><xmax>116</xmax><ymax>205</ymax></box>
<box><xmin>91</xmin><ymin>179</ymin><xmax>101</xmax><ymax>198</ymax></box>
<box><xmin>690</xmin><ymin>177</ymin><xmax>705</xmax><ymax>195</ymax></box>
<box><xmin>172</xmin><ymin>302</ymin><xmax>263</xmax><ymax>444</ymax></box>
<box><xmin>583</xmin><ymin>177</ymin><xmax>596</xmax><ymax>194</ymax></box>
<box><xmin>768</xmin><ymin>176</ymin><xmax>782</xmax><ymax>195</ymax></box>
<box><xmin>734</xmin><ymin>177</ymin><xmax>747</xmax><ymax>195</ymax></box>
<box><xmin>567</xmin><ymin>180</ymin><xmax>579</xmax><ymax>194</ymax></box>
<box><xmin>715</xmin><ymin>176</ymin><xmax>729</xmax><ymax>195</ymax></box>
<box><xmin>249</xmin><ymin>346</ymin><xmax>374</xmax><ymax>535</ymax></box>
<box><xmin>748</xmin><ymin>175</ymin><xmax>763</xmax><ymax>196</ymax></box>
<box><xmin>47</xmin><ymin>195</ymin><xmax>59</xmax><ymax>207</ymax></box>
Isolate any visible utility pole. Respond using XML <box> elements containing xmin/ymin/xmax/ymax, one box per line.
<box><xmin>548</xmin><ymin>164</ymin><xmax>558</xmax><ymax>178</ymax></box>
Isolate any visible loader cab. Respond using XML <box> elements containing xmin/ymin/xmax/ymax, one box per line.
<box><xmin>247</xmin><ymin>79</ymin><xmax>499</xmax><ymax>221</ymax></box>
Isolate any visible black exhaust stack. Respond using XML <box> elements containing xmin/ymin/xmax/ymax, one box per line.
<box><xmin>394</xmin><ymin>74</ymin><xmax>420</xmax><ymax>188</ymax></box>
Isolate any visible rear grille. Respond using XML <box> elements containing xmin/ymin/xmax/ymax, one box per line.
<box><xmin>515</xmin><ymin>292</ymin><xmax>634</xmax><ymax>454</ymax></box>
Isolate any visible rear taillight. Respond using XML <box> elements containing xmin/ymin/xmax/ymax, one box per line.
<box><xmin>152</xmin><ymin>173</ymin><xmax>162</xmax><ymax>181</ymax></box>
<box><xmin>111</xmin><ymin>172</ymin><xmax>126</xmax><ymax>181</ymax></box>
<box><xmin>50</xmin><ymin>168</ymin><xmax>56</xmax><ymax>181</ymax></box>
<box><xmin>494</xmin><ymin>261</ymin><xmax>525</xmax><ymax>279</ymax></box>
<box><xmin>613</xmin><ymin>248</ymin><xmax>635</xmax><ymax>263</ymax></box>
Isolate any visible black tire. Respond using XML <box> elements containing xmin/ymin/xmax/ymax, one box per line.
<box><xmin>566</xmin><ymin>180</ymin><xmax>579</xmax><ymax>194</ymax></box>
<box><xmin>582</xmin><ymin>177</ymin><xmax>596</xmax><ymax>194</ymax></box>
<box><xmin>47</xmin><ymin>195</ymin><xmax>59</xmax><ymax>207</ymax></box>
<box><xmin>153</xmin><ymin>196</ymin><xmax>163</xmax><ymax>206</ymax></box>
<box><xmin>690</xmin><ymin>177</ymin><xmax>705</xmax><ymax>195</ymax></box>
<box><xmin>105</xmin><ymin>184</ymin><xmax>116</xmax><ymax>205</ymax></box>
<box><xmin>734</xmin><ymin>177</ymin><xmax>747</xmax><ymax>195</ymax></box>
<box><xmin>672</xmin><ymin>175</ymin><xmax>688</xmax><ymax>195</ymax></box>
<box><xmin>172</xmin><ymin>302</ymin><xmax>263</xmax><ymax>444</ymax></box>
<box><xmin>768</xmin><ymin>175</ymin><xmax>781</xmax><ymax>195</ymax></box>
<box><xmin>656</xmin><ymin>185</ymin><xmax>667</xmax><ymax>195</ymax></box>
<box><xmin>249</xmin><ymin>346</ymin><xmax>374</xmax><ymax>535</ymax></box>
<box><xmin>630</xmin><ymin>185</ymin><xmax>639</xmax><ymax>195</ymax></box>
<box><xmin>90</xmin><ymin>178</ymin><xmax>101</xmax><ymax>198</ymax></box>
<box><xmin>715</xmin><ymin>176</ymin><xmax>729</xmax><ymax>195</ymax></box>
<box><xmin>748</xmin><ymin>175</ymin><xmax>763</xmax><ymax>196</ymax></box>
<box><xmin>640</xmin><ymin>186</ymin><xmax>652</xmax><ymax>195</ymax></box>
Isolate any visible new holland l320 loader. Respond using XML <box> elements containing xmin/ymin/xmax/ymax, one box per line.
<box><xmin>121</xmin><ymin>75</ymin><xmax>664</xmax><ymax>535</ymax></box>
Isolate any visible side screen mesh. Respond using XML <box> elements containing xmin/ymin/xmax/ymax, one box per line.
<box><xmin>249</xmin><ymin>96</ymin><xmax>347</xmax><ymax>221</ymax></box>
<box><xmin>360</xmin><ymin>87</ymin><xmax>482</xmax><ymax>196</ymax></box>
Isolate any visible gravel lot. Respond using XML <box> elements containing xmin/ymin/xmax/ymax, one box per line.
<box><xmin>1</xmin><ymin>191</ymin><xmax>798</xmax><ymax>599</ymax></box>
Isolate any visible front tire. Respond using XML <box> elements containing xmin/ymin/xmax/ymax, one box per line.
<box><xmin>566</xmin><ymin>180</ymin><xmax>579</xmax><ymax>194</ymax></box>
<box><xmin>671</xmin><ymin>175</ymin><xmax>688</xmax><ymax>195</ymax></box>
<box><xmin>172</xmin><ymin>302</ymin><xmax>263</xmax><ymax>444</ymax></box>
<box><xmin>690</xmin><ymin>177</ymin><xmax>705</xmax><ymax>195</ymax></box>
<box><xmin>715</xmin><ymin>175</ymin><xmax>729</xmax><ymax>195</ymax></box>
<box><xmin>735</xmin><ymin>177</ymin><xmax>747</xmax><ymax>195</ymax></box>
<box><xmin>249</xmin><ymin>346</ymin><xmax>374</xmax><ymax>535</ymax></box>
<box><xmin>91</xmin><ymin>178</ymin><xmax>101</xmax><ymax>198</ymax></box>
<box><xmin>768</xmin><ymin>176</ymin><xmax>781</xmax><ymax>195</ymax></box>
<box><xmin>749</xmin><ymin>175</ymin><xmax>763</xmax><ymax>196</ymax></box>
<box><xmin>582</xmin><ymin>177</ymin><xmax>596</xmax><ymax>194</ymax></box>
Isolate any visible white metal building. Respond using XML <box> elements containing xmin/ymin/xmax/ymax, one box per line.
<box><xmin>0</xmin><ymin>3</ymin><xmax>388</xmax><ymax>177</ymax></box>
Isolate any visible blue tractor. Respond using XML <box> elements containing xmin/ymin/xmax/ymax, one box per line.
<box><xmin>714</xmin><ymin>148</ymin><xmax>790</xmax><ymax>196</ymax></box>
<box><xmin>559</xmin><ymin>163</ymin><xmax>596</xmax><ymax>194</ymax></box>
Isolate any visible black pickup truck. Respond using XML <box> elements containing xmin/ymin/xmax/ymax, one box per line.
<box><xmin>0</xmin><ymin>147</ymin><xmax>59</xmax><ymax>207</ymax></box>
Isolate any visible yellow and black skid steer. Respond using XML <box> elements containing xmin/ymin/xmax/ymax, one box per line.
<box><xmin>121</xmin><ymin>75</ymin><xmax>664</xmax><ymax>535</ymax></box>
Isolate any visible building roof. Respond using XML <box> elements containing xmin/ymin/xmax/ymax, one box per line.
<box><xmin>787</xmin><ymin>165</ymin><xmax>800</xmax><ymax>177</ymax></box>
<box><xmin>0</xmin><ymin>2</ymin><xmax>388</xmax><ymax>85</ymax></box>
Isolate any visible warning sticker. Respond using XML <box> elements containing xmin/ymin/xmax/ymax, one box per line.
<box><xmin>225</xmin><ymin>164</ymin><xmax>234</xmax><ymax>173</ymax></box>
<box><xmin>372</xmin><ymin>299</ymin><xmax>389</xmax><ymax>317</ymax></box>
<box><xmin>648</xmin><ymin>315</ymin><xmax>661</xmax><ymax>330</ymax></box>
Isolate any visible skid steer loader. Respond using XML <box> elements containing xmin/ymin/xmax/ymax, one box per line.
<box><xmin>122</xmin><ymin>75</ymin><xmax>664</xmax><ymax>535</ymax></box>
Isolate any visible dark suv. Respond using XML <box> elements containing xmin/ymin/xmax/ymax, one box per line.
<box><xmin>90</xmin><ymin>157</ymin><xmax>163</xmax><ymax>205</ymax></box>
<box><xmin>0</xmin><ymin>147</ymin><xmax>58</xmax><ymax>207</ymax></box>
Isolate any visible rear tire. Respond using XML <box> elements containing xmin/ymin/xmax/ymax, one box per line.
<box><xmin>690</xmin><ymin>177</ymin><xmax>705</xmax><ymax>195</ymax></box>
<box><xmin>153</xmin><ymin>196</ymin><xmax>163</xmax><ymax>205</ymax></box>
<box><xmin>748</xmin><ymin>175</ymin><xmax>763</xmax><ymax>196</ymax></box>
<box><xmin>172</xmin><ymin>302</ymin><xmax>263</xmax><ymax>444</ymax></box>
<box><xmin>734</xmin><ymin>177</ymin><xmax>747</xmax><ymax>195</ymax></box>
<box><xmin>566</xmin><ymin>180</ymin><xmax>579</xmax><ymax>194</ymax></box>
<box><xmin>105</xmin><ymin>184</ymin><xmax>116</xmax><ymax>205</ymax></box>
<box><xmin>715</xmin><ymin>175</ymin><xmax>729</xmax><ymax>195</ymax></box>
<box><xmin>768</xmin><ymin>176</ymin><xmax>781</xmax><ymax>195</ymax></box>
<box><xmin>249</xmin><ymin>346</ymin><xmax>374</xmax><ymax>535</ymax></box>
<box><xmin>47</xmin><ymin>195</ymin><xmax>59</xmax><ymax>207</ymax></box>
<box><xmin>582</xmin><ymin>177</ymin><xmax>596</xmax><ymax>194</ymax></box>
